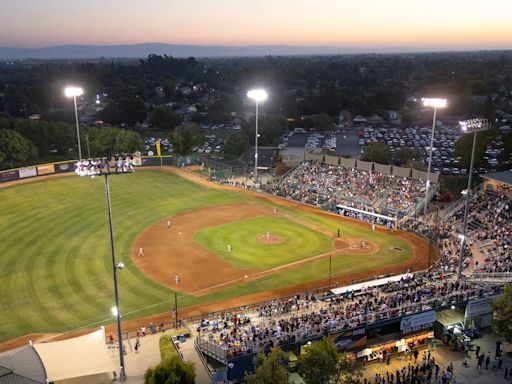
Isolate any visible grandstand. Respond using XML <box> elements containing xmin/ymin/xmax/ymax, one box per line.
<box><xmin>264</xmin><ymin>161</ymin><xmax>433</xmax><ymax>220</ymax></box>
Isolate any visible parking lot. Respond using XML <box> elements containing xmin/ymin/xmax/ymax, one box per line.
<box><xmin>279</xmin><ymin>125</ymin><xmax>507</xmax><ymax>173</ymax></box>
<box><xmin>281</xmin><ymin>129</ymin><xmax>361</xmax><ymax>158</ymax></box>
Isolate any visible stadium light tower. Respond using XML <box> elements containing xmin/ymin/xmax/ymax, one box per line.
<box><xmin>247</xmin><ymin>89</ymin><xmax>268</xmax><ymax>183</ymax></box>
<box><xmin>65</xmin><ymin>86</ymin><xmax>84</xmax><ymax>160</ymax></box>
<box><xmin>75</xmin><ymin>156</ymin><xmax>136</xmax><ymax>382</ymax></box>
<box><xmin>457</xmin><ymin>118</ymin><xmax>489</xmax><ymax>280</ymax></box>
<box><xmin>421</xmin><ymin>98</ymin><xmax>447</xmax><ymax>218</ymax></box>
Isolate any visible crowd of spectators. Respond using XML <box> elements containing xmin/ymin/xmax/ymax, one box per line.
<box><xmin>366</xmin><ymin>353</ymin><xmax>454</xmax><ymax>384</ymax></box>
<box><xmin>197</xmin><ymin>273</ymin><xmax>502</xmax><ymax>358</ymax></box>
<box><xmin>459</xmin><ymin>186</ymin><xmax>512</xmax><ymax>274</ymax></box>
<box><xmin>264</xmin><ymin>161</ymin><xmax>427</xmax><ymax>217</ymax></box>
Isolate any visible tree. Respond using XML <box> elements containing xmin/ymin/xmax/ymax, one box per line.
<box><xmin>170</xmin><ymin>123</ymin><xmax>202</xmax><ymax>155</ymax></box>
<box><xmin>245</xmin><ymin>347</ymin><xmax>289</xmax><ymax>384</ymax></box>
<box><xmin>4</xmin><ymin>85</ymin><xmax>28</xmax><ymax>118</ymax></box>
<box><xmin>492</xmin><ymin>285</ymin><xmax>512</xmax><ymax>344</ymax></box>
<box><xmin>87</xmin><ymin>127</ymin><xmax>142</xmax><ymax>156</ymax></box>
<box><xmin>361</xmin><ymin>142</ymin><xmax>391</xmax><ymax>164</ymax></box>
<box><xmin>150</xmin><ymin>106</ymin><xmax>182</xmax><ymax>130</ymax></box>
<box><xmin>224</xmin><ymin>132</ymin><xmax>250</xmax><ymax>157</ymax></box>
<box><xmin>315</xmin><ymin>113</ymin><xmax>333</xmax><ymax>131</ymax></box>
<box><xmin>405</xmin><ymin>159</ymin><xmax>426</xmax><ymax>171</ymax></box>
<box><xmin>483</xmin><ymin>96</ymin><xmax>496</xmax><ymax>122</ymax></box>
<box><xmin>118</xmin><ymin>97</ymin><xmax>147</xmax><ymax>126</ymax></box>
<box><xmin>242</xmin><ymin>114</ymin><xmax>287</xmax><ymax>146</ymax></box>
<box><xmin>144</xmin><ymin>355</ymin><xmax>195</xmax><ymax>384</ymax></box>
<box><xmin>298</xmin><ymin>338</ymin><xmax>362</xmax><ymax>384</ymax></box>
<box><xmin>454</xmin><ymin>128</ymin><xmax>498</xmax><ymax>169</ymax></box>
<box><xmin>396</xmin><ymin>147</ymin><xmax>421</xmax><ymax>167</ymax></box>
<box><xmin>0</xmin><ymin>129</ymin><xmax>38</xmax><ymax>164</ymax></box>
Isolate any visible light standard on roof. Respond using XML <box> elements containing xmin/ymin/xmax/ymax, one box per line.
<box><xmin>247</xmin><ymin>89</ymin><xmax>268</xmax><ymax>183</ymax></box>
<box><xmin>76</xmin><ymin>156</ymin><xmax>136</xmax><ymax>382</ymax></box>
<box><xmin>65</xmin><ymin>87</ymin><xmax>84</xmax><ymax>160</ymax></box>
<box><xmin>457</xmin><ymin>118</ymin><xmax>489</xmax><ymax>280</ymax></box>
<box><xmin>421</xmin><ymin>98</ymin><xmax>447</xmax><ymax>219</ymax></box>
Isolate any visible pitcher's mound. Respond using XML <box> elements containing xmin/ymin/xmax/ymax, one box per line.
<box><xmin>256</xmin><ymin>233</ymin><xmax>284</xmax><ymax>245</ymax></box>
<box><xmin>334</xmin><ymin>239</ymin><xmax>350</xmax><ymax>250</ymax></box>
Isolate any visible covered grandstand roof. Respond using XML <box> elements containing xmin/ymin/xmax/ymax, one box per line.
<box><xmin>481</xmin><ymin>170</ymin><xmax>512</xmax><ymax>186</ymax></box>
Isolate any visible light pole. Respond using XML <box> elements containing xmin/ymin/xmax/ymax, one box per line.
<box><xmin>76</xmin><ymin>156</ymin><xmax>136</xmax><ymax>381</ymax></box>
<box><xmin>456</xmin><ymin>118</ymin><xmax>489</xmax><ymax>280</ymax></box>
<box><xmin>65</xmin><ymin>86</ymin><xmax>84</xmax><ymax>160</ymax></box>
<box><xmin>247</xmin><ymin>89</ymin><xmax>268</xmax><ymax>183</ymax></box>
<box><xmin>421</xmin><ymin>98</ymin><xmax>447</xmax><ymax>218</ymax></box>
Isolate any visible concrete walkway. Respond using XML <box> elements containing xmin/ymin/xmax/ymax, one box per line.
<box><xmin>362</xmin><ymin>332</ymin><xmax>512</xmax><ymax>384</ymax></box>
<box><xmin>108</xmin><ymin>330</ymin><xmax>212</xmax><ymax>384</ymax></box>
<box><xmin>108</xmin><ymin>331</ymin><xmax>163</xmax><ymax>383</ymax></box>
<box><xmin>179</xmin><ymin>332</ymin><xmax>212</xmax><ymax>384</ymax></box>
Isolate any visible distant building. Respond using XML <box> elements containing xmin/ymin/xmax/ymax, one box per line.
<box><xmin>387</xmin><ymin>110</ymin><xmax>402</xmax><ymax>125</ymax></box>
<box><xmin>353</xmin><ymin>115</ymin><xmax>367</xmax><ymax>126</ymax></box>
<box><xmin>367</xmin><ymin>114</ymin><xmax>385</xmax><ymax>126</ymax></box>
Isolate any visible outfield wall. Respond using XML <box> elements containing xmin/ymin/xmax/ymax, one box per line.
<box><xmin>0</xmin><ymin>156</ymin><xmax>175</xmax><ymax>184</ymax></box>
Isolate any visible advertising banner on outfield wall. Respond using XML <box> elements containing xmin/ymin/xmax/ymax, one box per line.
<box><xmin>0</xmin><ymin>170</ymin><xmax>19</xmax><ymax>183</ymax></box>
<box><xmin>19</xmin><ymin>167</ymin><xmax>38</xmax><ymax>178</ymax></box>
<box><xmin>54</xmin><ymin>161</ymin><xmax>76</xmax><ymax>173</ymax></box>
<box><xmin>37</xmin><ymin>164</ymin><xmax>55</xmax><ymax>175</ymax></box>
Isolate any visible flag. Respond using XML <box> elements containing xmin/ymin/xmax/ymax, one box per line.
<box><xmin>156</xmin><ymin>140</ymin><xmax>161</xmax><ymax>157</ymax></box>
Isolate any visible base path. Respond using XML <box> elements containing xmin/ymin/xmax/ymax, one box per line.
<box><xmin>133</xmin><ymin>201</ymin><xmax>378</xmax><ymax>296</ymax></box>
<box><xmin>132</xmin><ymin>202</ymin><xmax>263</xmax><ymax>293</ymax></box>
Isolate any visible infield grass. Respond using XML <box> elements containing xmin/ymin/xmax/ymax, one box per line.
<box><xmin>0</xmin><ymin>169</ymin><xmax>416</xmax><ymax>342</ymax></box>
<box><xmin>194</xmin><ymin>216</ymin><xmax>334</xmax><ymax>269</ymax></box>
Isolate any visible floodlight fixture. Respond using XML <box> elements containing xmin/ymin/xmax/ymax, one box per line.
<box><xmin>247</xmin><ymin>89</ymin><xmax>268</xmax><ymax>182</ymax></box>
<box><xmin>459</xmin><ymin>118</ymin><xmax>489</xmax><ymax>133</ymax></box>
<box><xmin>247</xmin><ymin>89</ymin><xmax>268</xmax><ymax>102</ymax></box>
<box><xmin>456</xmin><ymin>117</ymin><xmax>489</xmax><ymax>281</ymax></box>
<box><xmin>64</xmin><ymin>86</ymin><xmax>84</xmax><ymax>160</ymax></box>
<box><xmin>422</xmin><ymin>97</ymin><xmax>447</xmax><ymax>219</ymax></box>
<box><xmin>422</xmin><ymin>98</ymin><xmax>447</xmax><ymax>108</ymax></box>
<box><xmin>64</xmin><ymin>86</ymin><xmax>84</xmax><ymax>97</ymax></box>
<box><xmin>75</xmin><ymin>155</ymin><xmax>138</xmax><ymax>382</ymax></box>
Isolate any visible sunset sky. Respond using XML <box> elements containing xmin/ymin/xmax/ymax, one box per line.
<box><xmin>1</xmin><ymin>0</ymin><xmax>512</xmax><ymax>50</ymax></box>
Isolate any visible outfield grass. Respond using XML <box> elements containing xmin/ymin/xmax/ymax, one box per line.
<box><xmin>0</xmin><ymin>171</ymin><xmax>241</xmax><ymax>342</ymax></box>
<box><xmin>194</xmin><ymin>216</ymin><xmax>334</xmax><ymax>270</ymax></box>
<box><xmin>0</xmin><ymin>170</ymin><xmax>415</xmax><ymax>342</ymax></box>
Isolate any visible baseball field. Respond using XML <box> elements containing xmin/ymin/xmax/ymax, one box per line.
<box><xmin>0</xmin><ymin>167</ymin><xmax>431</xmax><ymax>345</ymax></box>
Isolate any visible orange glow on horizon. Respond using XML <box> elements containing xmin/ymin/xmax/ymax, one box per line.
<box><xmin>0</xmin><ymin>0</ymin><xmax>511</xmax><ymax>50</ymax></box>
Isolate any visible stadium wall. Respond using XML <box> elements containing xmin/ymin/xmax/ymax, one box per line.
<box><xmin>0</xmin><ymin>156</ymin><xmax>175</xmax><ymax>184</ymax></box>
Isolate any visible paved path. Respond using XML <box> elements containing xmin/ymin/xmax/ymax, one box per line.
<box><xmin>179</xmin><ymin>333</ymin><xmax>212</xmax><ymax>384</ymax></box>
<box><xmin>362</xmin><ymin>332</ymin><xmax>512</xmax><ymax>384</ymax></box>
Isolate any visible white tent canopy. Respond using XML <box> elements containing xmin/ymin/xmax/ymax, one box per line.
<box><xmin>34</xmin><ymin>329</ymin><xmax>115</xmax><ymax>382</ymax></box>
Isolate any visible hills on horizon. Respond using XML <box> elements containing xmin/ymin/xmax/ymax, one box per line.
<box><xmin>1</xmin><ymin>42</ymin><xmax>509</xmax><ymax>60</ymax></box>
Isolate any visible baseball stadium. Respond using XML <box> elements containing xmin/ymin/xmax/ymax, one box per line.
<box><xmin>1</xmin><ymin>156</ymin><xmax>509</xmax><ymax>384</ymax></box>
<box><xmin>0</xmin><ymin>161</ymin><xmax>430</xmax><ymax>343</ymax></box>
